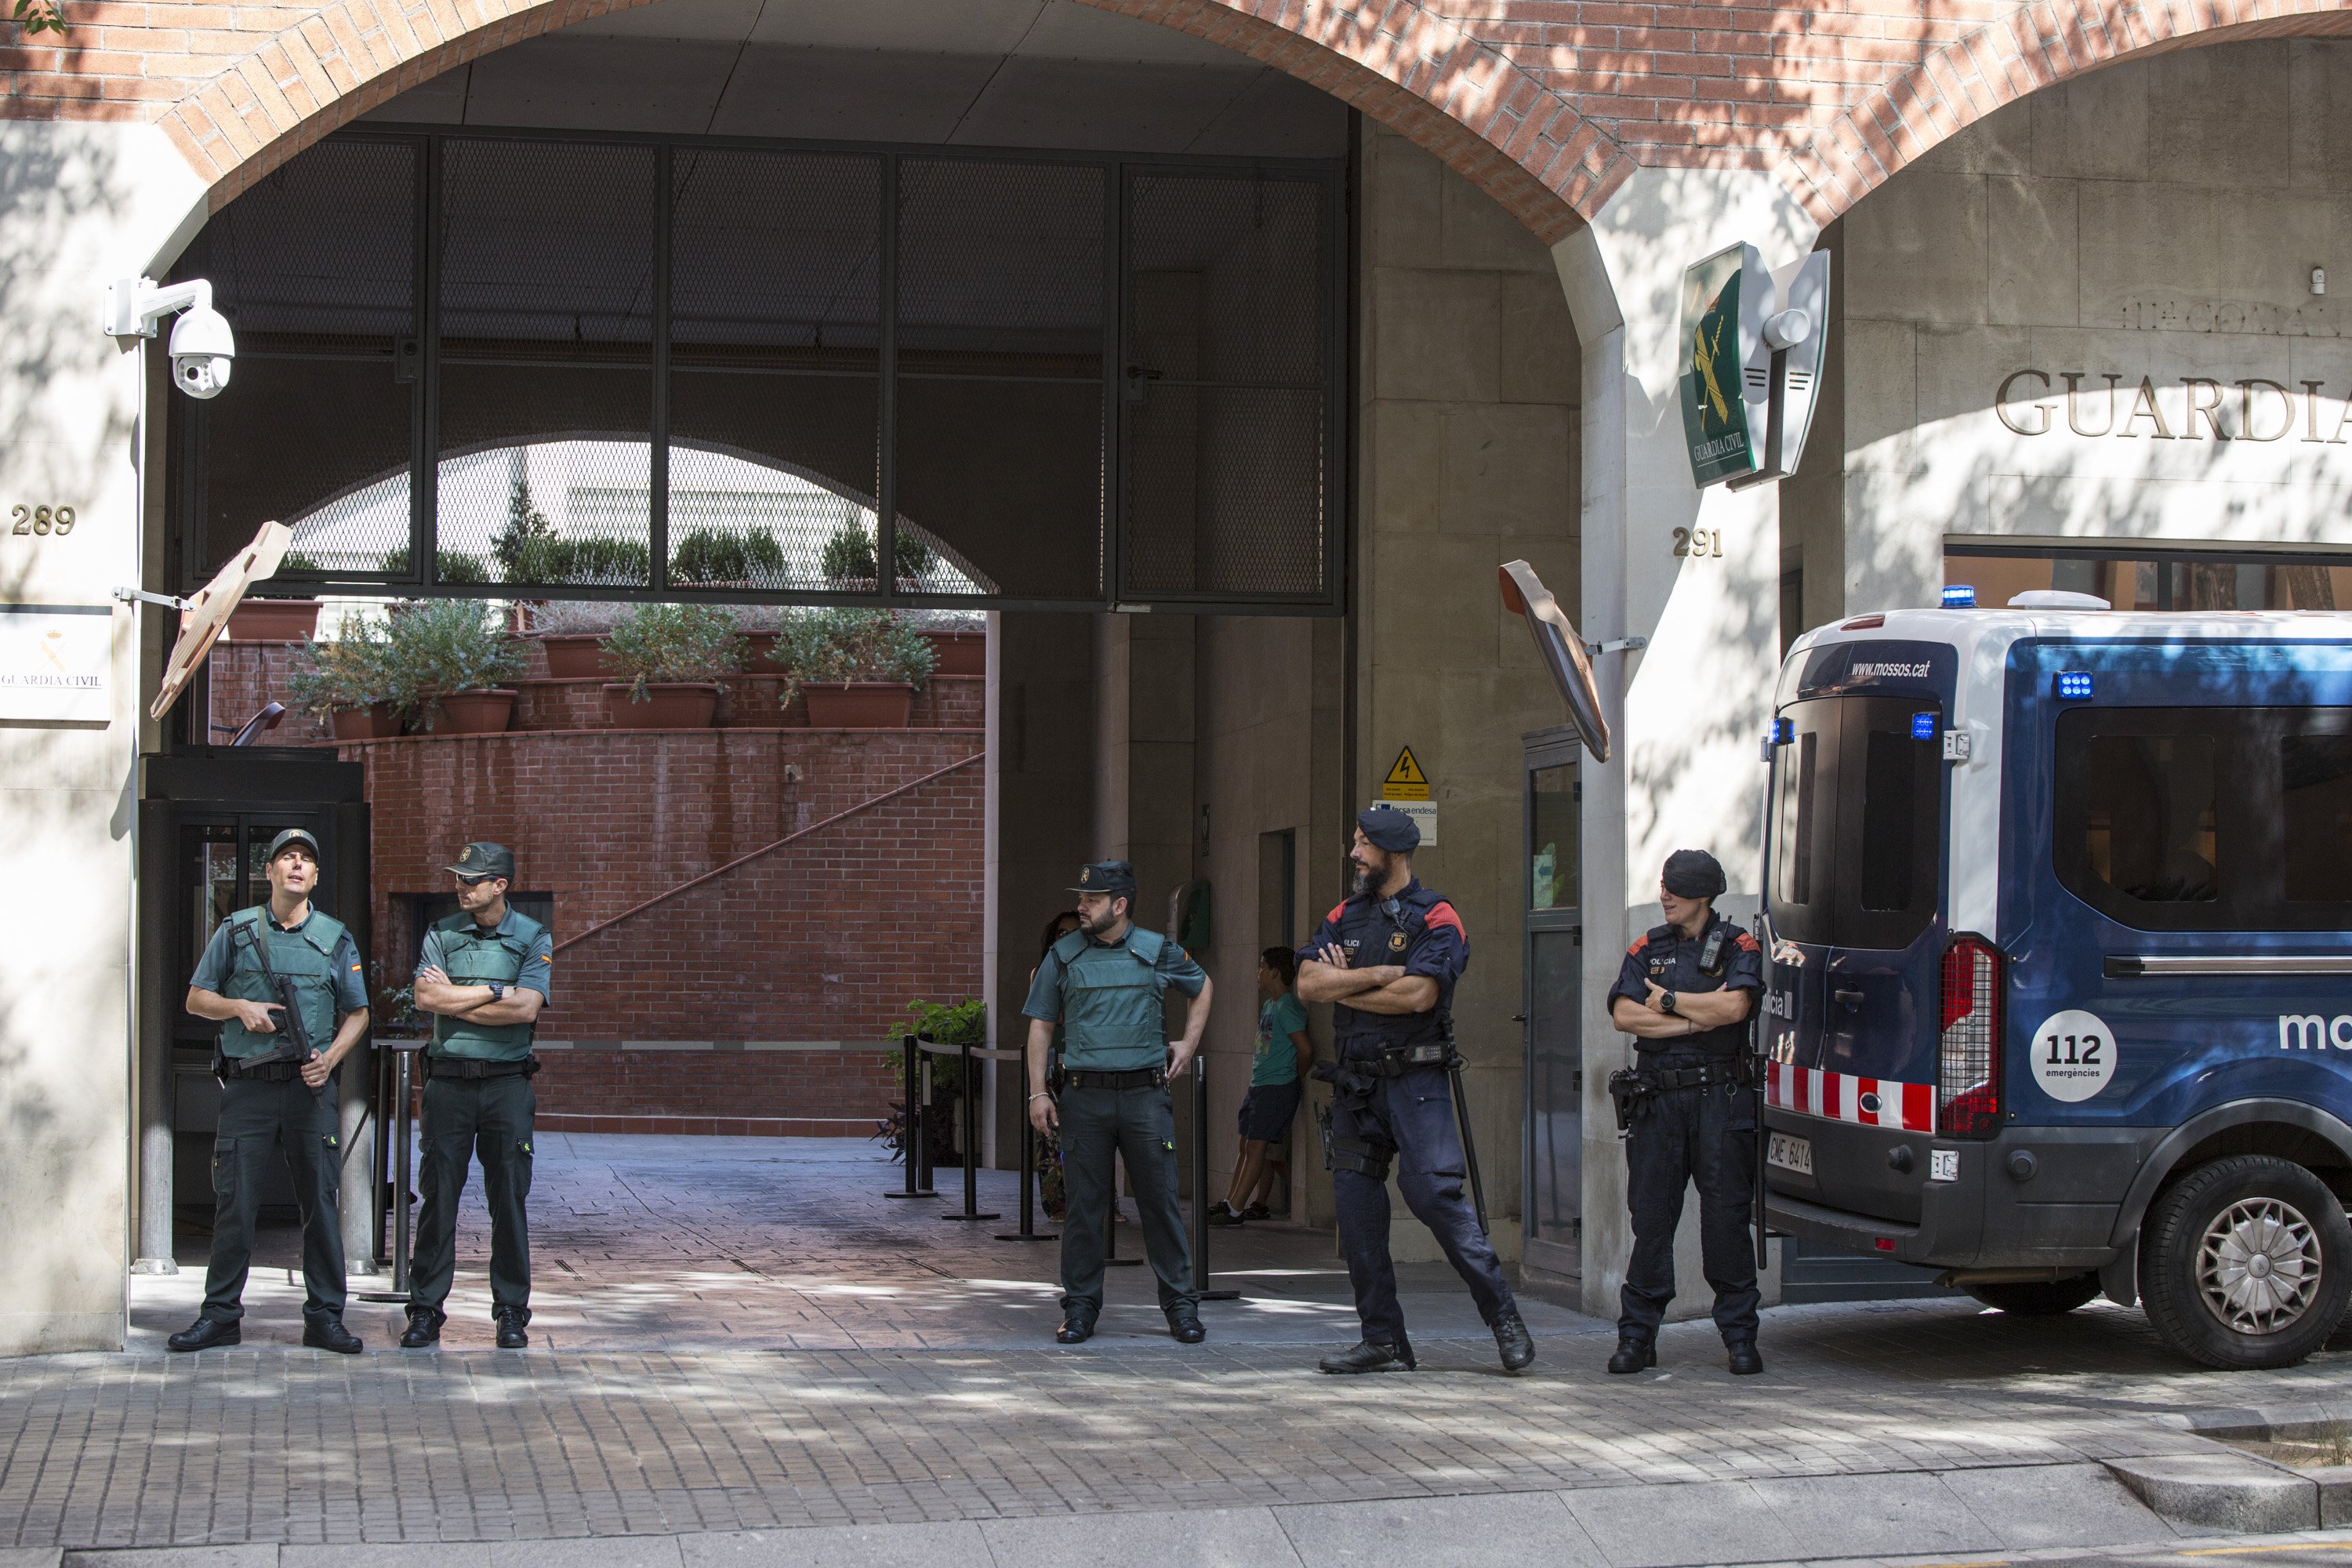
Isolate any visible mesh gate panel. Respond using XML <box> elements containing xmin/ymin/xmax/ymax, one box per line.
<box><xmin>669</xmin><ymin>147</ymin><xmax>883</xmax><ymax>592</ymax></box>
<box><xmin>173</xmin><ymin>138</ymin><xmax>416</xmax><ymax>578</ymax></box>
<box><xmin>1121</xmin><ymin>172</ymin><xmax>1328</xmax><ymax>601</ymax></box>
<box><xmin>437</xmin><ymin>140</ymin><xmax>657</xmax><ymax>587</ymax></box>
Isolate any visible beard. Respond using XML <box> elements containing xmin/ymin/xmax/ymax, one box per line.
<box><xmin>1079</xmin><ymin>902</ymin><xmax>1123</xmax><ymax>934</ymax></box>
<box><xmin>1351</xmin><ymin>850</ymin><xmax>1392</xmax><ymax>896</ymax></box>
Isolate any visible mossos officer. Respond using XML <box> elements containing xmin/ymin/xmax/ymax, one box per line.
<box><xmin>1298</xmin><ymin>805</ymin><xmax>1534</xmax><ymax>1375</ymax></box>
<box><xmin>402</xmin><ymin>842</ymin><xmax>552</xmax><ymax>1351</ymax></box>
<box><xmin>171</xmin><ymin>828</ymin><xmax>369</xmax><ymax>1354</ymax></box>
<box><xmin>1024</xmin><ymin>860</ymin><xmax>1214</xmax><ymax>1347</ymax></box>
<box><xmin>1605</xmin><ymin>848</ymin><xmax>1766</xmax><ymax>1377</ymax></box>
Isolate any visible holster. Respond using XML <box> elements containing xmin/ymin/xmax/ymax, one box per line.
<box><xmin>1606</xmin><ymin>1067</ymin><xmax>1659</xmax><ymax>1132</ymax></box>
<box><xmin>1314</xmin><ymin>1099</ymin><xmax>1394</xmax><ymax>1181</ymax></box>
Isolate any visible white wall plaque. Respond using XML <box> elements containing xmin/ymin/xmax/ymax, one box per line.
<box><xmin>0</xmin><ymin>604</ymin><xmax>111</xmax><ymax>722</ymax></box>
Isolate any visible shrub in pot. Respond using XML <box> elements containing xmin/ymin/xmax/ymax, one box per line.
<box><xmin>384</xmin><ymin>599</ymin><xmax>526</xmax><ymax>734</ymax></box>
<box><xmin>598</xmin><ymin>603</ymin><xmax>745</xmax><ymax>729</ymax></box>
<box><xmin>818</xmin><ymin>524</ymin><xmax>931</xmax><ymax>592</ymax></box>
<box><xmin>286</xmin><ymin>615</ymin><xmax>398</xmax><ymax>739</ymax></box>
<box><xmin>671</xmin><ymin>527</ymin><xmax>788</xmax><ymax>589</ymax></box>
<box><xmin>781</xmin><ymin>608</ymin><xmax>936</xmax><ymax>728</ymax></box>
<box><xmin>525</xmin><ymin>599</ymin><xmax>633</xmax><ymax>678</ymax></box>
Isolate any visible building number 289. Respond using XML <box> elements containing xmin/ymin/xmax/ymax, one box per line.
<box><xmin>10</xmin><ymin>505</ymin><xmax>74</xmax><ymax>537</ymax></box>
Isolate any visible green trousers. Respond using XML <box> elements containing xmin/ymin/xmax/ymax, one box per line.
<box><xmin>201</xmin><ymin>1073</ymin><xmax>347</xmax><ymax>1324</ymax></box>
<box><xmin>1058</xmin><ymin>1083</ymin><xmax>1196</xmax><ymax>1318</ymax></box>
<box><xmin>409</xmin><ymin>1072</ymin><xmax>536</xmax><ymax>1317</ymax></box>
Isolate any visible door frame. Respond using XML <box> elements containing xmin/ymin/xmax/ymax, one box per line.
<box><xmin>1522</xmin><ymin>724</ymin><xmax>1582</xmax><ymax>1279</ymax></box>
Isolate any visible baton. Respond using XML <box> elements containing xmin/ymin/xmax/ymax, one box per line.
<box><xmin>1448</xmin><ymin>1051</ymin><xmax>1491</xmax><ymax>1237</ymax></box>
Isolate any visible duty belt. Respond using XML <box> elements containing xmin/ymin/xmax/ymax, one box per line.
<box><xmin>1334</xmin><ymin>1040</ymin><xmax>1454</xmax><ymax>1077</ymax></box>
<box><xmin>220</xmin><ymin>1056</ymin><xmax>302</xmax><ymax>1081</ymax></box>
<box><xmin>1642</xmin><ymin>1055</ymin><xmax>1758</xmax><ymax>1091</ymax></box>
<box><xmin>424</xmin><ymin>1054</ymin><xmax>540</xmax><ymax>1080</ymax></box>
<box><xmin>1062</xmin><ymin>1065</ymin><xmax>1166</xmax><ymax>1091</ymax></box>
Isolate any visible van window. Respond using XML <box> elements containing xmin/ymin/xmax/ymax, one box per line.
<box><xmin>1771</xmin><ymin>715</ymin><xmax>1835</xmax><ymax>946</ymax></box>
<box><xmin>1767</xmin><ymin>695</ymin><xmax>1944</xmax><ymax>950</ymax></box>
<box><xmin>2282</xmin><ymin>732</ymin><xmax>2352</xmax><ymax>903</ymax></box>
<box><xmin>2083</xmin><ymin>734</ymin><xmax>2219</xmax><ymax>903</ymax></box>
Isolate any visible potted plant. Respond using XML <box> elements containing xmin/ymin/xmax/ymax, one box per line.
<box><xmin>384</xmin><ymin>598</ymin><xmax>526</xmax><ymax>735</ymax></box>
<box><xmin>782</xmin><ymin>609</ymin><xmax>936</xmax><ymax>728</ymax></box>
<box><xmin>883</xmin><ymin>999</ymin><xmax>985</xmax><ymax>1171</ymax></box>
<box><xmin>377</xmin><ymin>545</ymin><xmax>493</xmax><ymax>584</ymax></box>
<box><xmin>228</xmin><ymin>550</ymin><xmax>325</xmax><ymax>641</ymax></box>
<box><xmin>737</xmin><ymin>604</ymin><xmax>791</xmax><ymax>673</ymax></box>
<box><xmin>670</xmin><ymin>527</ymin><xmax>788</xmax><ymax>590</ymax></box>
<box><xmin>598</xmin><ymin>603</ymin><xmax>745</xmax><ymax>729</ymax></box>
<box><xmin>286</xmin><ymin>614</ymin><xmax>399</xmax><ymax>739</ymax></box>
<box><xmin>911</xmin><ymin>612</ymin><xmax>985</xmax><ymax>677</ymax></box>
<box><xmin>524</xmin><ymin>599</ymin><xmax>631</xmax><ymax>678</ymax></box>
<box><xmin>819</xmin><ymin>524</ymin><xmax>931</xmax><ymax>593</ymax></box>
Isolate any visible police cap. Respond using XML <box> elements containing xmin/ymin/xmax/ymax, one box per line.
<box><xmin>1356</xmin><ymin>804</ymin><xmax>1421</xmax><ymax>853</ymax></box>
<box><xmin>446</xmin><ymin>841</ymin><xmax>516</xmax><ymax>882</ymax></box>
<box><xmin>1069</xmin><ymin>859</ymin><xmax>1137</xmax><ymax>897</ymax></box>
<box><xmin>266</xmin><ymin>827</ymin><xmax>321</xmax><ymax>862</ymax></box>
<box><xmin>1661</xmin><ymin>848</ymin><xmax>1726</xmax><ymax>900</ymax></box>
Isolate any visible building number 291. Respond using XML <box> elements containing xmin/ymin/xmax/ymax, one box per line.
<box><xmin>1671</xmin><ymin>527</ymin><xmax>1723</xmax><ymax>559</ymax></box>
<box><xmin>10</xmin><ymin>505</ymin><xmax>74</xmax><ymax>537</ymax></box>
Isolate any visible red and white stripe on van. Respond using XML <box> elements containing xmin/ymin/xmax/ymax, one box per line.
<box><xmin>1766</xmin><ymin>1061</ymin><xmax>1935</xmax><ymax>1132</ymax></box>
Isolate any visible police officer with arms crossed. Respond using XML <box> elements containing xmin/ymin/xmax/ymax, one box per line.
<box><xmin>1298</xmin><ymin>805</ymin><xmax>1535</xmax><ymax>1375</ymax></box>
<box><xmin>1025</xmin><ymin>860</ymin><xmax>1214</xmax><ymax>1346</ymax></box>
<box><xmin>171</xmin><ymin>828</ymin><xmax>369</xmax><ymax>1353</ymax></box>
<box><xmin>1605</xmin><ymin>848</ymin><xmax>1766</xmax><ymax>1377</ymax></box>
<box><xmin>401</xmin><ymin>842</ymin><xmax>553</xmax><ymax>1350</ymax></box>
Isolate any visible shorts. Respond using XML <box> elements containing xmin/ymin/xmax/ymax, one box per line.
<box><xmin>1238</xmin><ymin>1080</ymin><xmax>1302</xmax><ymax>1144</ymax></box>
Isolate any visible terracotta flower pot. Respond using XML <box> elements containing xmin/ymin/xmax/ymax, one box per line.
<box><xmin>429</xmin><ymin>689</ymin><xmax>517</xmax><ymax>735</ymax></box>
<box><xmin>538</xmin><ymin>634</ymin><xmax>608</xmax><ymax>679</ymax></box>
<box><xmin>604</xmin><ymin>682</ymin><xmax>720</xmax><ymax>729</ymax></box>
<box><xmin>226</xmin><ymin>600</ymin><xmax>321</xmax><ymax>641</ymax></box>
<box><xmin>329</xmin><ymin>702</ymin><xmax>401</xmax><ymax>740</ymax></box>
<box><xmin>919</xmin><ymin>630</ymin><xmax>985</xmax><ymax>677</ymax></box>
<box><xmin>742</xmin><ymin>631</ymin><xmax>786</xmax><ymax>673</ymax></box>
<box><xmin>804</xmin><ymin>681</ymin><xmax>914</xmax><ymax>728</ymax></box>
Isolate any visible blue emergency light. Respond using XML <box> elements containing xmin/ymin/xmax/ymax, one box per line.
<box><xmin>1770</xmin><ymin>717</ymin><xmax>1794</xmax><ymax>746</ymax></box>
<box><xmin>1941</xmin><ymin>585</ymin><xmax>1976</xmax><ymax>608</ymax></box>
<box><xmin>2056</xmin><ymin>671</ymin><xmax>2094</xmax><ymax>700</ymax></box>
<box><xmin>1911</xmin><ymin>712</ymin><xmax>1937</xmax><ymax>740</ymax></box>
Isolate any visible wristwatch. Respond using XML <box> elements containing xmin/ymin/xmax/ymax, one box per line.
<box><xmin>485</xmin><ymin>982</ymin><xmax>506</xmax><ymax>1002</ymax></box>
<box><xmin>1660</xmin><ymin>989</ymin><xmax>1679</xmax><ymax>1015</ymax></box>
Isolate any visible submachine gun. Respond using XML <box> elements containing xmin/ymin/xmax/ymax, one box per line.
<box><xmin>218</xmin><ymin>916</ymin><xmax>315</xmax><ymax>1080</ymax></box>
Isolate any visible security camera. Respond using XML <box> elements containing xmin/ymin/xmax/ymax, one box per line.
<box><xmin>102</xmin><ymin>277</ymin><xmax>238</xmax><ymax>401</ymax></box>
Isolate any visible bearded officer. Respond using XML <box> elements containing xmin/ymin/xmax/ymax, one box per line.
<box><xmin>1298</xmin><ymin>805</ymin><xmax>1534</xmax><ymax>1374</ymax></box>
<box><xmin>171</xmin><ymin>828</ymin><xmax>369</xmax><ymax>1353</ymax></box>
<box><xmin>1024</xmin><ymin>860</ymin><xmax>1214</xmax><ymax>1346</ymax></box>
<box><xmin>402</xmin><ymin>842</ymin><xmax>552</xmax><ymax>1350</ymax></box>
<box><xmin>1606</xmin><ymin>848</ymin><xmax>1766</xmax><ymax>1377</ymax></box>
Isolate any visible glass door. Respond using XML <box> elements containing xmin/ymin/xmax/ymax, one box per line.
<box><xmin>1523</xmin><ymin>728</ymin><xmax>1581</xmax><ymax>1278</ymax></box>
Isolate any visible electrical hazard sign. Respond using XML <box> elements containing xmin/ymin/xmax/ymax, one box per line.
<box><xmin>1381</xmin><ymin>746</ymin><xmax>1430</xmax><ymax>801</ymax></box>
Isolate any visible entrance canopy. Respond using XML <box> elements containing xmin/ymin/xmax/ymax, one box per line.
<box><xmin>171</xmin><ymin>129</ymin><xmax>1345</xmax><ymax>615</ymax></box>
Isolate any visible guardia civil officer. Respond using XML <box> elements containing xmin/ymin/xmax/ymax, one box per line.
<box><xmin>1024</xmin><ymin>860</ymin><xmax>1214</xmax><ymax>1345</ymax></box>
<box><xmin>1298</xmin><ymin>805</ymin><xmax>1535</xmax><ymax>1375</ymax></box>
<box><xmin>1605</xmin><ymin>848</ymin><xmax>1766</xmax><ymax>1377</ymax></box>
<box><xmin>171</xmin><ymin>828</ymin><xmax>369</xmax><ymax>1353</ymax></box>
<box><xmin>401</xmin><ymin>842</ymin><xmax>553</xmax><ymax>1350</ymax></box>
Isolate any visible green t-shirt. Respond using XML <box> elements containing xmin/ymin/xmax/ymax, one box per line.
<box><xmin>1252</xmin><ymin>993</ymin><xmax>1308</xmax><ymax>1087</ymax></box>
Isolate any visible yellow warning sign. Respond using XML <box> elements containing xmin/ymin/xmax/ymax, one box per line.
<box><xmin>1380</xmin><ymin>746</ymin><xmax>1431</xmax><ymax>801</ymax></box>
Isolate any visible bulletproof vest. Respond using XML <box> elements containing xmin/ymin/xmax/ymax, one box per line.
<box><xmin>1052</xmin><ymin>925</ymin><xmax>1171</xmax><ymax>1072</ymax></box>
<box><xmin>1331</xmin><ymin>887</ymin><xmax>1453</xmax><ymax>1049</ymax></box>
<box><xmin>429</xmin><ymin>910</ymin><xmax>546</xmax><ymax>1061</ymax></box>
<box><xmin>218</xmin><ymin>906</ymin><xmax>347</xmax><ymax>1059</ymax></box>
<box><xmin>1635</xmin><ymin>913</ymin><xmax>1748</xmax><ymax>1059</ymax></box>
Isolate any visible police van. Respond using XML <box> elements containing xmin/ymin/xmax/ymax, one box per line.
<box><xmin>1759</xmin><ymin>591</ymin><xmax>2352</xmax><ymax>1369</ymax></box>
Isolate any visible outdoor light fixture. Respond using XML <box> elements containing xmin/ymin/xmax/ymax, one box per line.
<box><xmin>101</xmin><ymin>276</ymin><xmax>238</xmax><ymax>399</ymax></box>
<box><xmin>2314</xmin><ymin>267</ymin><xmax>2328</xmax><ymax>297</ymax></box>
<box><xmin>1941</xmin><ymin>584</ymin><xmax>1976</xmax><ymax>608</ymax></box>
<box><xmin>2055</xmin><ymin>671</ymin><xmax>2094</xmax><ymax>700</ymax></box>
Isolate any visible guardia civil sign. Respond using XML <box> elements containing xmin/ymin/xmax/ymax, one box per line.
<box><xmin>1679</xmin><ymin>244</ymin><xmax>1763</xmax><ymax>487</ymax></box>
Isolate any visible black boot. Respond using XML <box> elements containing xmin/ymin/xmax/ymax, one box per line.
<box><xmin>1606</xmin><ymin>1336</ymin><xmax>1656</xmax><ymax>1374</ymax></box>
<box><xmin>1055</xmin><ymin>1312</ymin><xmax>1096</xmax><ymax>1345</ymax></box>
<box><xmin>302</xmin><ymin>1318</ymin><xmax>364</xmax><ymax>1354</ymax></box>
<box><xmin>1318</xmin><ymin>1338</ymin><xmax>1416</xmax><ymax>1374</ymax></box>
<box><xmin>1168</xmin><ymin>1310</ymin><xmax>1206</xmax><ymax>1344</ymax></box>
<box><xmin>495</xmin><ymin>1307</ymin><xmax>530</xmax><ymax>1349</ymax></box>
<box><xmin>1726</xmin><ymin>1340</ymin><xmax>1764</xmax><ymax>1376</ymax></box>
<box><xmin>165</xmin><ymin>1317</ymin><xmax>240</xmax><ymax>1352</ymax></box>
<box><xmin>1493</xmin><ymin>1312</ymin><xmax>1536</xmax><ymax>1371</ymax></box>
<box><xmin>399</xmin><ymin>1306</ymin><xmax>445</xmax><ymax>1348</ymax></box>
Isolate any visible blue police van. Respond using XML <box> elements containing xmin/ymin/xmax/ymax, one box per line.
<box><xmin>1759</xmin><ymin>590</ymin><xmax>2352</xmax><ymax>1368</ymax></box>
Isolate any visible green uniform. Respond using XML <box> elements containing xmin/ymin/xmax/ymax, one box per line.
<box><xmin>1023</xmin><ymin>923</ymin><xmax>1209</xmax><ymax>1319</ymax></box>
<box><xmin>410</xmin><ymin>906</ymin><xmax>553</xmax><ymax>1319</ymax></box>
<box><xmin>186</xmin><ymin>904</ymin><xmax>366</xmax><ymax>1326</ymax></box>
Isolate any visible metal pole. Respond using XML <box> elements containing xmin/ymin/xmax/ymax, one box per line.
<box><xmin>886</xmin><ymin>1033</ymin><xmax>935</xmax><ymax>1198</ymax></box>
<box><xmin>942</xmin><ymin>1039</ymin><xmax>999</xmax><ymax>1221</ymax></box>
<box><xmin>1449</xmin><ymin>1052</ymin><xmax>1491</xmax><ymax>1237</ymax></box>
<box><xmin>995</xmin><ymin>1116</ymin><xmax>1057</xmax><ymax>1241</ymax></box>
<box><xmin>358</xmin><ymin>1045</ymin><xmax>415</xmax><ymax>1303</ymax></box>
<box><xmin>1191</xmin><ymin>1055</ymin><xmax>1240</xmax><ymax>1301</ymax></box>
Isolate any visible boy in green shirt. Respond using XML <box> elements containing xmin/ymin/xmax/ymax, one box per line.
<box><xmin>1209</xmin><ymin>947</ymin><xmax>1312</xmax><ymax>1225</ymax></box>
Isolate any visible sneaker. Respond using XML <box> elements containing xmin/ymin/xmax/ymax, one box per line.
<box><xmin>1240</xmin><ymin>1203</ymin><xmax>1272</xmax><ymax>1221</ymax></box>
<box><xmin>1206</xmin><ymin>1202</ymin><xmax>1244</xmax><ymax>1227</ymax></box>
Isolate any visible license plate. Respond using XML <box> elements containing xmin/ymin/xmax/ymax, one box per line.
<box><xmin>1768</xmin><ymin>1132</ymin><xmax>1813</xmax><ymax>1176</ymax></box>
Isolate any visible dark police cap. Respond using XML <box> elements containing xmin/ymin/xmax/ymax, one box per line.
<box><xmin>266</xmin><ymin>827</ymin><xmax>321</xmax><ymax>862</ymax></box>
<box><xmin>446</xmin><ymin>841</ymin><xmax>516</xmax><ymax>881</ymax></box>
<box><xmin>1069</xmin><ymin>860</ymin><xmax>1137</xmax><ymax>896</ymax></box>
<box><xmin>1357</xmin><ymin>804</ymin><xmax>1421</xmax><ymax>853</ymax></box>
<box><xmin>1661</xmin><ymin>848</ymin><xmax>1726</xmax><ymax>899</ymax></box>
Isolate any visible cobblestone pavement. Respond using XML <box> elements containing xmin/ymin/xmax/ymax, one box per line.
<box><xmin>1</xmin><ymin>1136</ymin><xmax>2336</xmax><ymax>1553</ymax></box>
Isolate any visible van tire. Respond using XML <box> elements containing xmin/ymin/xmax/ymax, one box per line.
<box><xmin>1964</xmin><ymin>1276</ymin><xmax>2101</xmax><ymax>1316</ymax></box>
<box><xmin>2141</xmin><ymin>1155</ymin><xmax>2352</xmax><ymax>1370</ymax></box>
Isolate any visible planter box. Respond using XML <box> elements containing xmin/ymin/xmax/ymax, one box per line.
<box><xmin>604</xmin><ymin>682</ymin><xmax>720</xmax><ymax>729</ymax></box>
<box><xmin>920</xmin><ymin>629</ymin><xmax>985</xmax><ymax>677</ymax></box>
<box><xmin>742</xmin><ymin>631</ymin><xmax>786</xmax><ymax>673</ymax></box>
<box><xmin>804</xmin><ymin>681</ymin><xmax>914</xmax><ymax>728</ymax></box>
<box><xmin>226</xmin><ymin>600</ymin><xmax>320</xmax><ymax>641</ymax></box>
<box><xmin>538</xmin><ymin>634</ymin><xmax>608</xmax><ymax>680</ymax></box>
<box><xmin>428</xmin><ymin>689</ymin><xmax>517</xmax><ymax>735</ymax></box>
<box><xmin>329</xmin><ymin>702</ymin><xmax>401</xmax><ymax>740</ymax></box>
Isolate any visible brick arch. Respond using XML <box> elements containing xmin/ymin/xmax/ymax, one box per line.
<box><xmin>158</xmin><ymin>0</ymin><xmax>1629</xmax><ymax>242</ymax></box>
<box><xmin>1780</xmin><ymin>0</ymin><xmax>2352</xmax><ymax>223</ymax></box>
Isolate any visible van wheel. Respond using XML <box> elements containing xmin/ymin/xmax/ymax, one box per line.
<box><xmin>2142</xmin><ymin>1155</ymin><xmax>2352</xmax><ymax>1370</ymax></box>
<box><xmin>1964</xmin><ymin>1276</ymin><xmax>2101</xmax><ymax>1316</ymax></box>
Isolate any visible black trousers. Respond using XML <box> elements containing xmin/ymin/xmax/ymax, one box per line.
<box><xmin>1618</xmin><ymin>1067</ymin><xmax>1760</xmax><ymax>1344</ymax></box>
<box><xmin>409</xmin><ymin>1073</ymin><xmax>536</xmax><ymax>1317</ymax></box>
<box><xmin>201</xmin><ymin>1073</ymin><xmax>347</xmax><ymax>1324</ymax></box>
<box><xmin>1057</xmin><ymin>1083</ymin><xmax>1196</xmax><ymax>1317</ymax></box>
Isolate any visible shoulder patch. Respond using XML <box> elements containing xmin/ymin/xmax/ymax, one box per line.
<box><xmin>1627</xmin><ymin>935</ymin><xmax>1650</xmax><ymax>956</ymax></box>
<box><xmin>1733</xmin><ymin>931</ymin><xmax>1760</xmax><ymax>952</ymax></box>
<box><xmin>1423</xmin><ymin>901</ymin><xmax>1465</xmax><ymax>940</ymax></box>
<box><xmin>1323</xmin><ymin>902</ymin><xmax>1346</xmax><ymax>927</ymax></box>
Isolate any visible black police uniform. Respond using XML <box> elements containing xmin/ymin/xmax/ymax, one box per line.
<box><xmin>1302</xmin><ymin>806</ymin><xmax>1529</xmax><ymax>1373</ymax></box>
<box><xmin>1607</xmin><ymin>871</ymin><xmax>1765</xmax><ymax>1359</ymax></box>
